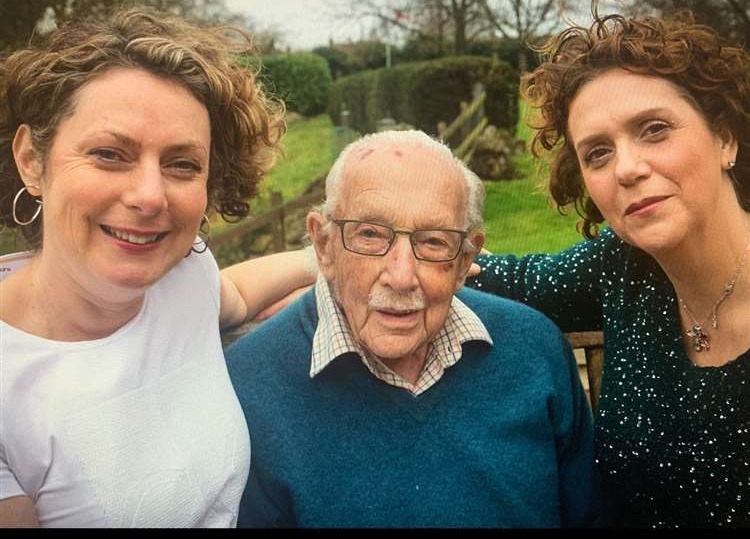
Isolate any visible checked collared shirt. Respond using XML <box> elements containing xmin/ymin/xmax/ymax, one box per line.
<box><xmin>310</xmin><ymin>277</ymin><xmax>493</xmax><ymax>395</ymax></box>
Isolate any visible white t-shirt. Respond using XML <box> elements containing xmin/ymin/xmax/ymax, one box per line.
<box><xmin>0</xmin><ymin>250</ymin><xmax>250</xmax><ymax>527</ymax></box>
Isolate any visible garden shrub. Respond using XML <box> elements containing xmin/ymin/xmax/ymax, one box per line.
<box><xmin>259</xmin><ymin>53</ymin><xmax>333</xmax><ymax>116</ymax></box>
<box><xmin>328</xmin><ymin>56</ymin><xmax>518</xmax><ymax>136</ymax></box>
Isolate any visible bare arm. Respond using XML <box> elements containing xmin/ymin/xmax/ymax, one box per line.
<box><xmin>0</xmin><ymin>496</ymin><xmax>39</xmax><ymax>527</ymax></box>
<box><xmin>251</xmin><ymin>284</ymin><xmax>313</xmax><ymax>321</ymax></box>
<box><xmin>219</xmin><ymin>248</ymin><xmax>317</xmax><ymax>330</ymax></box>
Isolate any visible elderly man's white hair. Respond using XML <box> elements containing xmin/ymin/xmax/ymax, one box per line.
<box><xmin>323</xmin><ymin>130</ymin><xmax>485</xmax><ymax>231</ymax></box>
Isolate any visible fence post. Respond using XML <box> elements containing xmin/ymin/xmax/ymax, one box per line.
<box><xmin>437</xmin><ymin>121</ymin><xmax>447</xmax><ymax>141</ymax></box>
<box><xmin>472</xmin><ymin>82</ymin><xmax>484</xmax><ymax>100</ymax></box>
<box><xmin>473</xmin><ymin>82</ymin><xmax>485</xmax><ymax>134</ymax></box>
<box><xmin>458</xmin><ymin>101</ymin><xmax>468</xmax><ymax>143</ymax></box>
<box><xmin>270</xmin><ymin>191</ymin><xmax>285</xmax><ymax>253</ymax></box>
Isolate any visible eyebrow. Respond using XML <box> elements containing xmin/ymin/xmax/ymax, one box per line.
<box><xmin>345</xmin><ymin>213</ymin><xmax>392</xmax><ymax>225</ymax></box>
<box><xmin>93</xmin><ymin>130</ymin><xmax>208</xmax><ymax>156</ymax></box>
<box><xmin>573</xmin><ymin>107</ymin><xmax>673</xmax><ymax>154</ymax></box>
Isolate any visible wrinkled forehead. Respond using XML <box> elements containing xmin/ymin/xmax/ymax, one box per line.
<box><xmin>341</xmin><ymin>140</ymin><xmax>463</xmax><ymax>187</ymax></box>
<box><xmin>336</xmin><ymin>140</ymin><xmax>467</xmax><ymax>225</ymax></box>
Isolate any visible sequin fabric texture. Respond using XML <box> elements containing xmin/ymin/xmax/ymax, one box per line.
<box><xmin>466</xmin><ymin>227</ymin><xmax>750</xmax><ymax>527</ymax></box>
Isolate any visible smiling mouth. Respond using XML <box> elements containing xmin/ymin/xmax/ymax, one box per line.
<box><xmin>625</xmin><ymin>196</ymin><xmax>670</xmax><ymax>216</ymax></box>
<box><xmin>101</xmin><ymin>225</ymin><xmax>168</xmax><ymax>245</ymax></box>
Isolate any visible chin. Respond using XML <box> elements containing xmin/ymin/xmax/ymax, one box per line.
<box><xmin>631</xmin><ymin>235</ymin><xmax>683</xmax><ymax>257</ymax></box>
<box><xmin>617</xmin><ymin>224</ymin><xmax>684</xmax><ymax>256</ymax></box>
<box><xmin>104</xmin><ymin>265</ymin><xmax>169</xmax><ymax>291</ymax></box>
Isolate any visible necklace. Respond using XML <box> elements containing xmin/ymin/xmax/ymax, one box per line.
<box><xmin>678</xmin><ymin>240</ymin><xmax>750</xmax><ymax>352</ymax></box>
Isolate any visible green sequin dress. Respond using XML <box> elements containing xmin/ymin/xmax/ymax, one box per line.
<box><xmin>467</xmin><ymin>228</ymin><xmax>750</xmax><ymax>527</ymax></box>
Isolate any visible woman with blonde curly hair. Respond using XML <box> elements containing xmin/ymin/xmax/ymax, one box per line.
<box><xmin>468</xmin><ymin>5</ymin><xmax>750</xmax><ymax>528</ymax></box>
<box><xmin>0</xmin><ymin>7</ymin><xmax>314</xmax><ymax>527</ymax></box>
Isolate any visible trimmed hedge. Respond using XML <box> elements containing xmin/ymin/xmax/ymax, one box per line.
<box><xmin>328</xmin><ymin>56</ymin><xmax>518</xmax><ymax>136</ymax></box>
<box><xmin>259</xmin><ymin>53</ymin><xmax>333</xmax><ymax>116</ymax></box>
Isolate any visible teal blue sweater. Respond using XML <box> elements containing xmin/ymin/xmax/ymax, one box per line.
<box><xmin>225</xmin><ymin>287</ymin><xmax>600</xmax><ymax>528</ymax></box>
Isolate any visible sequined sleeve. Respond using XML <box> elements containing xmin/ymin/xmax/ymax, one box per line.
<box><xmin>465</xmin><ymin>228</ymin><xmax>619</xmax><ymax>332</ymax></box>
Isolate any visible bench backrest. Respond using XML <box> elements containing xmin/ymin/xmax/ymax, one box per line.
<box><xmin>565</xmin><ymin>331</ymin><xmax>604</xmax><ymax>414</ymax></box>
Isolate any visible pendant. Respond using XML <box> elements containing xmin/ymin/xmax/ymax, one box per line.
<box><xmin>687</xmin><ymin>324</ymin><xmax>711</xmax><ymax>352</ymax></box>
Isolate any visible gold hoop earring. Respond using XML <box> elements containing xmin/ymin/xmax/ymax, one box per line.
<box><xmin>12</xmin><ymin>186</ymin><xmax>42</xmax><ymax>226</ymax></box>
<box><xmin>191</xmin><ymin>213</ymin><xmax>210</xmax><ymax>254</ymax></box>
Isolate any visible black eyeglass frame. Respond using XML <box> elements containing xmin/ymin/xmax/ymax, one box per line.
<box><xmin>331</xmin><ymin>218</ymin><xmax>469</xmax><ymax>262</ymax></box>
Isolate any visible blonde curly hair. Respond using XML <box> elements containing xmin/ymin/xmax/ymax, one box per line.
<box><xmin>0</xmin><ymin>6</ymin><xmax>285</xmax><ymax>247</ymax></box>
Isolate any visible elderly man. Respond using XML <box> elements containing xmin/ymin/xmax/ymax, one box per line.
<box><xmin>225</xmin><ymin>130</ymin><xmax>601</xmax><ymax>528</ymax></box>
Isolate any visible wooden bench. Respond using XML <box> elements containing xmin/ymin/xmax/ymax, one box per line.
<box><xmin>565</xmin><ymin>331</ymin><xmax>604</xmax><ymax>414</ymax></box>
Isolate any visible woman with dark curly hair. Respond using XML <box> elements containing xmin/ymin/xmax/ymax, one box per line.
<box><xmin>467</xmin><ymin>6</ymin><xmax>750</xmax><ymax>528</ymax></box>
<box><xmin>0</xmin><ymin>7</ymin><xmax>314</xmax><ymax>527</ymax></box>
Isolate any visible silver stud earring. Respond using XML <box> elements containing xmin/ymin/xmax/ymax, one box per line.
<box><xmin>729</xmin><ymin>160</ymin><xmax>736</xmax><ymax>169</ymax></box>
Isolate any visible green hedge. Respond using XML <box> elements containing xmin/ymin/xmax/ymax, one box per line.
<box><xmin>328</xmin><ymin>56</ymin><xmax>518</xmax><ymax>135</ymax></box>
<box><xmin>259</xmin><ymin>53</ymin><xmax>333</xmax><ymax>116</ymax></box>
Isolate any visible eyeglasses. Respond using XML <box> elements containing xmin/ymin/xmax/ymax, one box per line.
<box><xmin>332</xmin><ymin>219</ymin><xmax>468</xmax><ymax>262</ymax></box>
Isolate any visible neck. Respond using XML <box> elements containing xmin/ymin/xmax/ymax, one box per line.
<box><xmin>5</xmin><ymin>254</ymin><xmax>145</xmax><ymax>341</ymax></box>
<box><xmin>655</xmin><ymin>212</ymin><xmax>750</xmax><ymax>362</ymax></box>
<box><xmin>379</xmin><ymin>353</ymin><xmax>428</xmax><ymax>385</ymax></box>
<box><xmin>656</xmin><ymin>206</ymin><xmax>750</xmax><ymax>306</ymax></box>
<box><xmin>669</xmin><ymin>256</ymin><xmax>749</xmax><ymax>321</ymax></box>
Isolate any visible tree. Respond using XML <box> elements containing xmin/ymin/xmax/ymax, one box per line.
<box><xmin>328</xmin><ymin>0</ymin><xmax>574</xmax><ymax>70</ymax></box>
<box><xmin>477</xmin><ymin>0</ymin><xmax>570</xmax><ymax>72</ymax></box>
<box><xmin>329</xmin><ymin>0</ymin><xmax>489</xmax><ymax>56</ymax></box>
<box><xmin>313</xmin><ymin>46</ymin><xmax>351</xmax><ymax>79</ymax></box>
<box><xmin>614</xmin><ymin>0</ymin><xmax>750</xmax><ymax>47</ymax></box>
<box><xmin>313</xmin><ymin>40</ymin><xmax>392</xmax><ymax>77</ymax></box>
<box><xmin>0</xmin><ymin>0</ymin><xmax>251</xmax><ymax>51</ymax></box>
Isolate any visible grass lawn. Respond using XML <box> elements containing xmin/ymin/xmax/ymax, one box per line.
<box><xmin>481</xmin><ymin>102</ymin><xmax>584</xmax><ymax>255</ymax></box>
<box><xmin>482</xmin><ymin>178</ymin><xmax>583</xmax><ymax>255</ymax></box>
<box><xmin>260</xmin><ymin>114</ymin><xmax>336</xmax><ymax>202</ymax></box>
<box><xmin>482</xmin><ymin>150</ymin><xmax>583</xmax><ymax>255</ymax></box>
<box><xmin>212</xmin><ymin>114</ymin><xmax>337</xmax><ymax>236</ymax></box>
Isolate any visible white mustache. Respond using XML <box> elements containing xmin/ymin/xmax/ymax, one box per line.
<box><xmin>368</xmin><ymin>289</ymin><xmax>425</xmax><ymax>312</ymax></box>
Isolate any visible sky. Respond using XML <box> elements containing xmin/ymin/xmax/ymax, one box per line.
<box><xmin>224</xmin><ymin>0</ymin><xmax>376</xmax><ymax>51</ymax></box>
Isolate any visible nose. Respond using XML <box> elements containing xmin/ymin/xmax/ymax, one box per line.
<box><xmin>122</xmin><ymin>162</ymin><xmax>168</xmax><ymax>216</ymax></box>
<box><xmin>614</xmin><ymin>143</ymin><xmax>651</xmax><ymax>187</ymax></box>
<box><xmin>379</xmin><ymin>233</ymin><xmax>419</xmax><ymax>292</ymax></box>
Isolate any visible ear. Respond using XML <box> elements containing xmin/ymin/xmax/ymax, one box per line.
<box><xmin>12</xmin><ymin>125</ymin><xmax>43</xmax><ymax>194</ymax></box>
<box><xmin>454</xmin><ymin>231</ymin><xmax>485</xmax><ymax>291</ymax></box>
<box><xmin>307</xmin><ymin>211</ymin><xmax>335</xmax><ymax>281</ymax></box>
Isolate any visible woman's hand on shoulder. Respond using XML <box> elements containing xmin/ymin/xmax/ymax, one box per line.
<box><xmin>252</xmin><ymin>285</ymin><xmax>312</xmax><ymax>321</ymax></box>
<box><xmin>467</xmin><ymin>248</ymin><xmax>492</xmax><ymax>278</ymax></box>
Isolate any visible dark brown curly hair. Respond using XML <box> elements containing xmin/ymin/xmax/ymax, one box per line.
<box><xmin>0</xmin><ymin>6</ymin><xmax>285</xmax><ymax>248</ymax></box>
<box><xmin>521</xmin><ymin>8</ymin><xmax>750</xmax><ymax>238</ymax></box>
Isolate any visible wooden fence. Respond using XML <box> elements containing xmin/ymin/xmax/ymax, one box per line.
<box><xmin>212</xmin><ymin>190</ymin><xmax>321</xmax><ymax>251</ymax></box>
<box><xmin>210</xmin><ymin>187</ymin><xmax>324</xmax><ymax>267</ymax></box>
<box><xmin>438</xmin><ymin>82</ymin><xmax>488</xmax><ymax>163</ymax></box>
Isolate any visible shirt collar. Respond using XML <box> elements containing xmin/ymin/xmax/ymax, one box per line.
<box><xmin>310</xmin><ymin>276</ymin><xmax>493</xmax><ymax>384</ymax></box>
